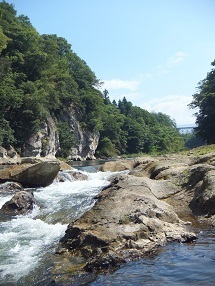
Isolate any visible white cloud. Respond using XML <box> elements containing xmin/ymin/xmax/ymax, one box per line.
<box><xmin>141</xmin><ymin>95</ymin><xmax>196</xmax><ymax>126</ymax></box>
<box><xmin>168</xmin><ymin>51</ymin><xmax>187</xmax><ymax>65</ymax></box>
<box><xmin>156</xmin><ymin>67</ymin><xmax>170</xmax><ymax>76</ymax></box>
<box><xmin>150</xmin><ymin>52</ymin><xmax>187</xmax><ymax>78</ymax></box>
<box><xmin>144</xmin><ymin>72</ymin><xmax>154</xmax><ymax>78</ymax></box>
<box><xmin>102</xmin><ymin>79</ymin><xmax>140</xmax><ymax>91</ymax></box>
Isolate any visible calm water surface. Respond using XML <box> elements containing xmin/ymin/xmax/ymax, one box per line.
<box><xmin>90</xmin><ymin>228</ymin><xmax>215</xmax><ymax>286</ymax></box>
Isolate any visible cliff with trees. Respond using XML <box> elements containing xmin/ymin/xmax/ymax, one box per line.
<box><xmin>0</xmin><ymin>1</ymin><xmax>185</xmax><ymax>160</ymax></box>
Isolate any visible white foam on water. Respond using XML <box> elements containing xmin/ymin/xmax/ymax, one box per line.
<box><xmin>0</xmin><ymin>214</ymin><xmax>67</xmax><ymax>280</ymax></box>
<box><xmin>0</xmin><ymin>195</ymin><xmax>13</xmax><ymax>208</ymax></box>
<box><xmin>0</xmin><ymin>170</ymin><xmax>118</xmax><ymax>282</ymax></box>
<box><xmin>34</xmin><ymin>170</ymin><xmax>114</xmax><ymax>217</ymax></box>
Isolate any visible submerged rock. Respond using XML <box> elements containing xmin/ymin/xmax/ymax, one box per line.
<box><xmin>69</xmin><ymin>171</ymin><xmax>88</xmax><ymax>181</ymax></box>
<box><xmin>56</xmin><ymin>170</ymin><xmax>88</xmax><ymax>182</ymax></box>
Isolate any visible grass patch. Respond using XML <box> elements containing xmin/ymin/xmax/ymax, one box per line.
<box><xmin>181</xmin><ymin>145</ymin><xmax>215</xmax><ymax>156</ymax></box>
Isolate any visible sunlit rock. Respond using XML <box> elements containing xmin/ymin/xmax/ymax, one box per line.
<box><xmin>0</xmin><ymin>161</ymin><xmax>60</xmax><ymax>187</ymax></box>
<box><xmin>0</xmin><ymin>190</ymin><xmax>36</xmax><ymax>215</ymax></box>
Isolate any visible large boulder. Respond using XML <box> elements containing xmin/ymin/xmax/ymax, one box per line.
<box><xmin>190</xmin><ymin>170</ymin><xmax>215</xmax><ymax>215</ymax></box>
<box><xmin>0</xmin><ymin>190</ymin><xmax>36</xmax><ymax>215</ymax></box>
<box><xmin>59</xmin><ymin>174</ymin><xmax>196</xmax><ymax>272</ymax></box>
<box><xmin>0</xmin><ymin>160</ymin><xmax>60</xmax><ymax>187</ymax></box>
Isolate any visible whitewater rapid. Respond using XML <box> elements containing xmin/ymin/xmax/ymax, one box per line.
<box><xmin>0</xmin><ymin>169</ymin><xmax>114</xmax><ymax>284</ymax></box>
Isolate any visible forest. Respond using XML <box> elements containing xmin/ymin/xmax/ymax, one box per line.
<box><xmin>0</xmin><ymin>1</ymin><xmax>194</xmax><ymax>158</ymax></box>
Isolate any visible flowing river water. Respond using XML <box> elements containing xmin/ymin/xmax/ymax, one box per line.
<box><xmin>0</xmin><ymin>164</ymin><xmax>214</xmax><ymax>285</ymax></box>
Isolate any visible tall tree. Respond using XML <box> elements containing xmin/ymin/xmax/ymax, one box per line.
<box><xmin>189</xmin><ymin>60</ymin><xmax>215</xmax><ymax>144</ymax></box>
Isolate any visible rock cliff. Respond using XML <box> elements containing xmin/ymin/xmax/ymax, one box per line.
<box><xmin>63</xmin><ymin>107</ymin><xmax>99</xmax><ymax>161</ymax></box>
<box><xmin>22</xmin><ymin>116</ymin><xmax>60</xmax><ymax>158</ymax></box>
<box><xmin>21</xmin><ymin>108</ymin><xmax>99</xmax><ymax>160</ymax></box>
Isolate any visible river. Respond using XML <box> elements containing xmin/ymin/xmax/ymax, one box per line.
<box><xmin>0</xmin><ymin>165</ymin><xmax>214</xmax><ymax>285</ymax></box>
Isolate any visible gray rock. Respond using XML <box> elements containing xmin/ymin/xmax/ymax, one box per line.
<box><xmin>0</xmin><ymin>190</ymin><xmax>36</xmax><ymax>215</ymax></box>
<box><xmin>63</xmin><ymin>107</ymin><xmax>99</xmax><ymax>160</ymax></box>
<box><xmin>7</xmin><ymin>145</ymin><xmax>19</xmax><ymax>159</ymax></box>
<box><xmin>21</xmin><ymin>109</ymin><xmax>100</xmax><ymax>160</ymax></box>
<box><xmin>0</xmin><ymin>181</ymin><xmax>23</xmax><ymax>194</ymax></box>
<box><xmin>21</xmin><ymin>115</ymin><xmax>60</xmax><ymax>157</ymax></box>
<box><xmin>190</xmin><ymin>170</ymin><xmax>215</xmax><ymax>215</ymax></box>
<box><xmin>0</xmin><ymin>147</ymin><xmax>7</xmax><ymax>158</ymax></box>
<box><xmin>60</xmin><ymin>174</ymin><xmax>197</xmax><ymax>271</ymax></box>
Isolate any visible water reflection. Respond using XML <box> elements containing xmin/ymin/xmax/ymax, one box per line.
<box><xmin>69</xmin><ymin>159</ymin><xmax>108</xmax><ymax>172</ymax></box>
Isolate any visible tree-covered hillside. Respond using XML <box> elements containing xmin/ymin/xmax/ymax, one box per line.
<box><xmin>0</xmin><ymin>1</ymin><xmax>184</xmax><ymax>158</ymax></box>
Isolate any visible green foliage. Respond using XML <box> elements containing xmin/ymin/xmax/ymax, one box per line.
<box><xmin>0</xmin><ymin>117</ymin><xmax>15</xmax><ymax>147</ymax></box>
<box><xmin>189</xmin><ymin>60</ymin><xmax>215</xmax><ymax>144</ymax></box>
<box><xmin>0</xmin><ymin>1</ymin><xmax>185</xmax><ymax>158</ymax></box>
<box><xmin>79</xmin><ymin>90</ymin><xmax>104</xmax><ymax>131</ymax></box>
<box><xmin>96</xmin><ymin>137</ymin><xmax>120</xmax><ymax>158</ymax></box>
<box><xmin>97</xmin><ymin>96</ymin><xmax>184</xmax><ymax>157</ymax></box>
<box><xmin>0</xmin><ymin>26</ymin><xmax>9</xmax><ymax>54</ymax></box>
<box><xmin>58</xmin><ymin>121</ymin><xmax>75</xmax><ymax>158</ymax></box>
<box><xmin>0</xmin><ymin>1</ymin><xmax>102</xmax><ymax>154</ymax></box>
<box><xmin>181</xmin><ymin>131</ymin><xmax>205</xmax><ymax>149</ymax></box>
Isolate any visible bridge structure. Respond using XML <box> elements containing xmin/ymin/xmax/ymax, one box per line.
<box><xmin>176</xmin><ymin>125</ymin><xmax>196</xmax><ymax>134</ymax></box>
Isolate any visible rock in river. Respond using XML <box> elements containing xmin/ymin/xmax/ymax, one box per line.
<box><xmin>60</xmin><ymin>173</ymin><xmax>197</xmax><ymax>272</ymax></box>
<box><xmin>0</xmin><ymin>160</ymin><xmax>60</xmax><ymax>187</ymax></box>
<box><xmin>0</xmin><ymin>190</ymin><xmax>36</xmax><ymax>215</ymax></box>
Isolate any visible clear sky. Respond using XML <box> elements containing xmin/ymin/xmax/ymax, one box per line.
<box><xmin>5</xmin><ymin>0</ymin><xmax>215</xmax><ymax>126</ymax></box>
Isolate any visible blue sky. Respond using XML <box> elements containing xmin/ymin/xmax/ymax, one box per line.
<box><xmin>5</xmin><ymin>0</ymin><xmax>215</xmax><ymax>126</ymax></box>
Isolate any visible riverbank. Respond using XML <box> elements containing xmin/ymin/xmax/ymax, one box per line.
<box><xmin>39</xmin><ymin>149</ymin><xmax>213</xmax><ymax>284</ymax></box>
<box><xmin>0</xmin><ymin>147</ymin><xmax>215</xmax><ymax>285</ymax></box>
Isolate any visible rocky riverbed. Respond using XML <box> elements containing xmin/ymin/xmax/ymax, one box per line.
<box><xmin>56</xmin><ymin>151</ymin><xmax>215</xmax><ymax>283</ymax></box>
<box><xmin>0</xmin><ymin>148</ymin><xmax>215</xmax><ymax>285</ymax></box>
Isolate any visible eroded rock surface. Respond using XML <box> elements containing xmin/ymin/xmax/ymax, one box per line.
<box><xmin>0</xmin><ymin>190</ymin><xmax>36</xmax><ymax>215</ymax></box>
<box><xmin>58</xmin><ymin>151</ymin><xmax>215</xmax><ymax>276</ymax></box>
<box><xmin>60</xmin><ymin>174</ymin><xmax>197</xmax><ymax>273</ymax></box>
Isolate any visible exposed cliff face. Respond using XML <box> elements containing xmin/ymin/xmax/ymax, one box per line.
<box><xmin>68</xmin><ymin>130</ymin><xmax>99</xmax><ymax>161</ymax></box>
<box><xmin>62</xmin><ymin>106</ymin><xmax>99</xmax><ymax>161</ymax></box>
<box><xmin>21</xmin><ymin>108</ymin><xmax>99</xmax><ymax>160</ymax></box>
<box><xmin>21</xmin><ymin>116</ymin><xmax>60</xmax><ymax>158</ymax></box>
